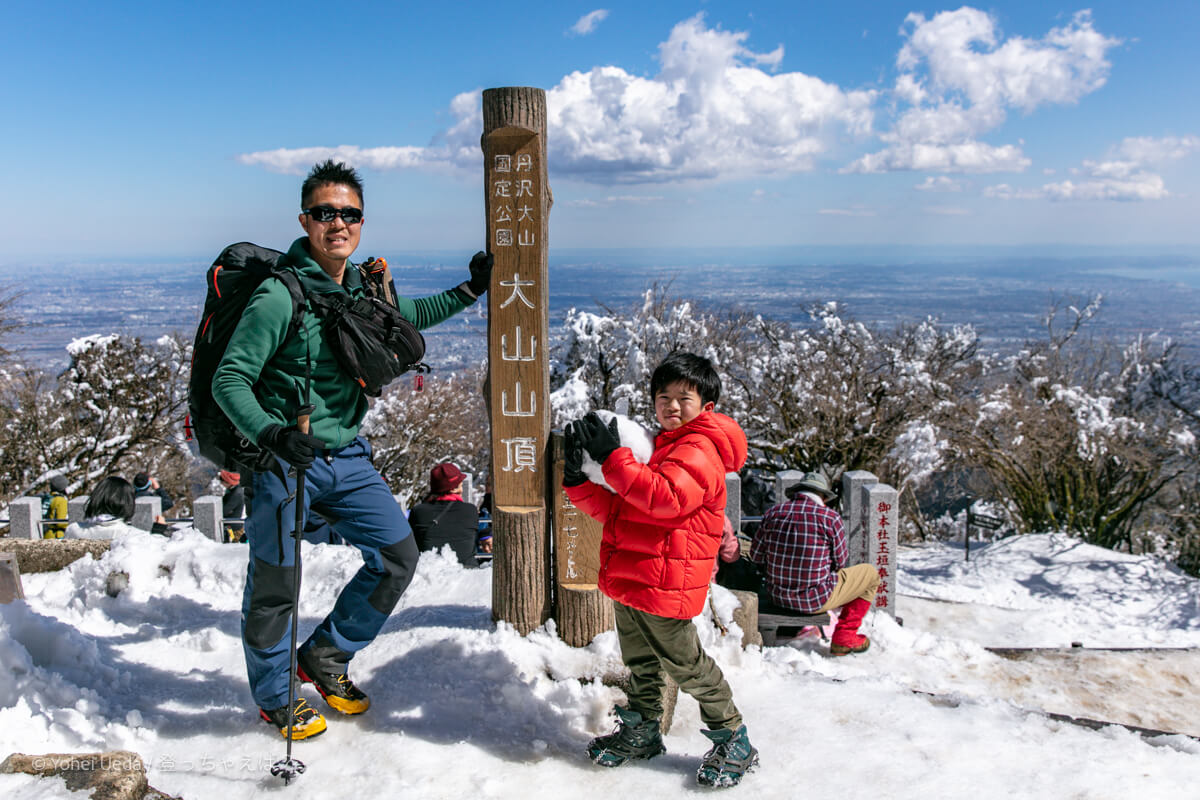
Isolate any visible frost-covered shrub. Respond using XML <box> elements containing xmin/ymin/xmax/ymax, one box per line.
<box><xmin>942</xmin><ymin>298</ymin><xmax>1197</xmax><ymax>554</ymax></box>
<box><xmin>550</xmin><ymin>287</ymin><xmax>981</xmax><ymax>529</ymax></box>
<box><xmin>361</xmin><ymin>365</ymin><xmax>489</xmax><ymax>509</ymax></box>
<box><xmin>0</xmin><ymin>333</ymin><xmax>192</xmax><ymax>504</ymax></box>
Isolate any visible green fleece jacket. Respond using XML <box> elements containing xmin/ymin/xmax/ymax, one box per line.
<box><xmin>212</xmin><ymin>237</ymin><xmax>474</xmax><ymax>449</ymax></box>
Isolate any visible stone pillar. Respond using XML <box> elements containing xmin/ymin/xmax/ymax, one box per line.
<box><xmin>842</xmin><ymin>470</ymin><xmax>878</xmax><ymax>566</ymax></box>
<box><xmin>193</xmin><ymin>496</ymin><xmax>223</xmax><ymax>543</ymax></box>
<box><xmin>484</xmin><ymin>86</ymin><xmax>553</xmax><ymax>635</ymax></box>
<box><xmin>132</xmin><ymin>497</ymin><xmax>161</xmax><ymax>532</ymax></box>
<box><xmin>68</xmin><ymin>496</ymin><xmax>89</xmax><ymax>525</ymax></box>
<box><xmin>8</xmin><ymin>497</ymin><xmax>41</xmax><ymax>539</ymax></box>
<box><xmin>724</xmin><ymin>472</ymin><xmax>742</xmax><ymax>532</ymax></box>
<box><xmin>774</xmin><ymin>470</ymin><xmax>804</xmax><ymax>506</ymax></box>
<box><xmin>860</xmin><ymin>482</ymin><xmax>898</xmax><ymax>617</ymax></box>
<box><xmin>0</xmin><ymin>552</ymin><xmax>24</xmax><ymax>602</ymax></box>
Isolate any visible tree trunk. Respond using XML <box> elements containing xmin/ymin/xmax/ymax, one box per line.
<box><xmin>556</xmin><ymin>584</ymin><xmax>614</xmax><ymax>647</ymax></box>
<box><xmin>490</xmin><ymin>506</ymin><xmax>551</xmax><ymax>634</ymax></box>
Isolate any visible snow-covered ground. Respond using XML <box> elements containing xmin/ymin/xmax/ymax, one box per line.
<box><xmin>2</xmin><ymin>530</ymin><xmax>1199</xmax><ymax>799</ymax></box>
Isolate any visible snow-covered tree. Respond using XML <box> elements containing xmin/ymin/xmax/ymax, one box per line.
<box><xmin>361</xmin><ymin>365</ymin><xmax>490</xmax><ymax>509</ymax></box>
<box><xmin>0</xmin><ymin>333</ymin><xmax>192</xmax><ymax>502</ymax></box>
<box><xmin>942</xmin><ymin>299</ymin><xmax>1196</xmax><ymax>553</ymax></box>
<box><xmin>550</xmin><ymin>289</ymin><xmax>980</xmax><ymax>520</ymax></box>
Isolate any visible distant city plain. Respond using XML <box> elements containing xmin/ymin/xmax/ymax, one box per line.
<box><xmin>3</xmin><ymin>246</ymin><xmax>1199</xmax><ymax>372</ymax></box>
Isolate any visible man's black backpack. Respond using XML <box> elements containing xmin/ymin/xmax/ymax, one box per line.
<box><xmin>186</xmin><ymin>242</ymin><xmax>426</xmax><ymax>471</ymax></box>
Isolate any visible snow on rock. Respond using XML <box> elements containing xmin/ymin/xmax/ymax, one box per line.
<box><xmin>1</xmin><ymin>529</ymin><xmax>1199</xmax><ymax>799</ymax></box>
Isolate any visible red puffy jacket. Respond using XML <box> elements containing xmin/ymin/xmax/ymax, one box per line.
<box><xmin>566</xmin><ymin>411</ymin><xmax>748</xmax><ymax>619</ymax></box>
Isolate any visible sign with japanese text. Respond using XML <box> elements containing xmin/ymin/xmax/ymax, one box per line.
<box><xmin>861</xmin><ymin>483</ymin><xmax>898</xmax><ymax>617</ymax></box>
<box><xmin>551</xmin><ymin>433</ymin><xmax>603</xmax><ymax>586</ymax></box>
<box><xmin>485</xmin><ymin>125</ymin><xmax>550</xmax><ymax>508</ymax></box>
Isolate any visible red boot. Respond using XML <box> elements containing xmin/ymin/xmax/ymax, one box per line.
<box><xmin>830</xmin><ymin>598</ymin><xmax>871</xmax><ymax>656</ymax></box>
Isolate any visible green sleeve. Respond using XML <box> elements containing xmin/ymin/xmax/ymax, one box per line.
<box><xmin>212</xmin><ymin>279</ymin><xmax>295</xmax><ymax>445</ymax></box>
<box><xmin>393</xmin><ymin>285</ymin><xmax>476</xmax><ymax>330</ymax></box>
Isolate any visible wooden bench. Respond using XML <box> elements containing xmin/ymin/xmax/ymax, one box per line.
<box><xmin>757</xmin><ymin>604</ymin><xmax>831</xmax><ymax>646</ymax></box>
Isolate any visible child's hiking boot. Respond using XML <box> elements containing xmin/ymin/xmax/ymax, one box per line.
<box><xmin>259</xmin><ymin>698</ymin><xmax>327</xmax><ymax>740</ymax></box>
<box><xmin>297</xmin><ymin>649</ymin><xmax>370</xmax><ymax>715</ymax></box>
<box><xmin>587</xmin><ymin>706</ymin><xmax>666</xmax><ymax>767</ymax></box>
<box><xmin>696</xmin><ymin>725</ymin><xmax>758</xmax><ymax>788</ymax></box>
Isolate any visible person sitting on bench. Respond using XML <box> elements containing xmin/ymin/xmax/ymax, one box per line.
<box><xmin>751</xmin><ymin>472</ymin><xmax>880</xmax><ymax>656</ymax></box>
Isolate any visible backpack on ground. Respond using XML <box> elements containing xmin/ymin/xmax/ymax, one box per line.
<box><xmin>186</xmin><ymin>243</ymin><xmax>426</xmax><ymax>470</ymax></box>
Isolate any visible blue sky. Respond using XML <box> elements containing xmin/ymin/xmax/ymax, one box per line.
<box><xmin>2</xmin><ymin>1</ymin><xmax>1198</xmax><ymax>260</ymax></box>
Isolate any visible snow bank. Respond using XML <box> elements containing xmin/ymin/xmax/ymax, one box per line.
<box><xmin>1</xmin><ymin>529</ymin><xmax>1198</xmax><ymax>799</ymax></box>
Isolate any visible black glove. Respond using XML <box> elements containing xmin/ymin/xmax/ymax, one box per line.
<box><xmin>577</xmin><ymin>412</ymin><xmax>620</xmax><ymax>465</ymax></box>
<box><xmin>563</xmin><ymin>421</ymin><xmax>588</xmax><ymax>487</ymax></box>
<box><xmin>467</xmin><ymin>251</ymin><xmax>494</xmax><ymax>297</ymax></box>
<box><xmin>258</xmin><ymin>423</ymin><xmax>324</xmax><ymax>469</ymax></box>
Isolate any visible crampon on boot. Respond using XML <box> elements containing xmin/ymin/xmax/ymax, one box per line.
<box><xmin>696</xmin><ymin>725</ymin><xmax>758</xmax><ymax>788</ymax></box>
<box><xmin>830</xmin><ymin>597</ymin><xmax>872</xmax><ymax>656</ymax></box>
<box><xmin>587</xmin><ymin>706</ymin><xmax>666</xmax><ymax>767</ymax></box>
<box><xmin>297</xmin><ymin>649</ymin><xmax>370</xmax><ymax>715</ymax></box>
<box><xmin>259</xmin><ymin>697</ymin><xmax>327</xmax><ymax>740</ymax></box>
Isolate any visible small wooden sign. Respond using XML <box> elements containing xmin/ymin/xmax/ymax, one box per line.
<box><xmin>968</xmin><ymin>510</ymin><xmax>1004</xmax><ymax>530</ymax></box>
<box><xmin>550</xmin><ymin>431</ymin><xmax>604</xmax><ymax>585</ymax></box>
<box><xmin>0</xmin><ymin>552</ymin><xmax>24</xmax><ymax>603</ymax></box>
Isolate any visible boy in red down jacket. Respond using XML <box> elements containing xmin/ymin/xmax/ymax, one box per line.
<box><xmin>564</xmin><ymin>352</ymin><xmax>756</xmax><ymax>789</ymax></box>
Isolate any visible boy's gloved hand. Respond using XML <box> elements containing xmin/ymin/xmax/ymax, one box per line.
<box><xmin>577</xmin><ymin>412</ymin><xmax>620</xmax><ymax>465</ymax></box>
<box><xmin>258</xmin><ymin>423</ymin><xmax>324</xmax><ymax>469</ymax></box>
<box><xmin>563</xmin><ymin>421</ymin><xmax>588</xmax><ymax>486</ymax></box>
<box><xmin>467</xmin><ymin>251</ymin><xmax>494</xmax><ymax>297</ymax></box>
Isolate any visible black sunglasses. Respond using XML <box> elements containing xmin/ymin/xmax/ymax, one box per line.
<box><xmin>303</xmin><ymin>205</ymin><xmax>363</xmax><ymax>224</ymax></box>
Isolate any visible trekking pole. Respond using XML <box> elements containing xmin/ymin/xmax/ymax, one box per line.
<box><xmin>271</xmin><ymin>405</ymin><xmax>315</xmax><ymax>785</ymax></box>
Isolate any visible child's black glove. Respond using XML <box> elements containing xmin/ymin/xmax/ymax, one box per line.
<box><xmin>562</xmin><ymin>421</ymin><xmax>588</xmax><ymax>487</ymax></box>
<box><xmin>577</xmin><ymin>412</ymin><xmax>620</xmax><ymax>465</ymax></box>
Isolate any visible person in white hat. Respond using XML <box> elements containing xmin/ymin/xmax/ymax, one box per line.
<box><xmin>750</xmin><ymin>472</ymin><xmax>880</xmax><ymax>655</ymax></box>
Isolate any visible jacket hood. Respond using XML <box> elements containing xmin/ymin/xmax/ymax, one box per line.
<box><xmin>656</xmin><ymin>410</ymin><xmax>747</xmax><ymax>473</ymax></box>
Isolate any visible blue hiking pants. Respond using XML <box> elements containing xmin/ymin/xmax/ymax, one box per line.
<box><xmin>240</xmin><ymin>436</ymin><xmax>417</xmax><ymax>711</ymax></box>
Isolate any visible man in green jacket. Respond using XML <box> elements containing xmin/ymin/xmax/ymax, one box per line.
<box><xmin>213</xmin><ymin>159</ymin><xmax>491</xmax><ymax>740</ymax></box>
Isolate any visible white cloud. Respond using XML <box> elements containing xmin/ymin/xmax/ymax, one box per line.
<box><xmin>569</xmin><ymin>9</ymin><xmax>609</xmax><ymax>37</ymax></box>
<box><xmin>238</xmin><ymin>15</ymin><xmax>873</xmax><ymax>185</ymax></box>
<box><xmin>985</xmin><ymin>134</ymin><xmax>1198</xmax><ymax>202</ymax></box>
<box><xmin>915</xmin><ymin>176</ymin><xmax>964</xmax><ymax>192</ymax></box>
<box><xmin>848</xmin><ymin>8</ymin><xmax>1120</xmax><ymax>173</ymax></box>
<box><xmin>819</xmin><ymin>207</ymin><xmax>876</xmax><ymax>217</ymax></box>
<box><xmin>564</xmin><ymin>194</ymin><xmax>665</xmax><ymax>208</ymax></box>
<box><xmin>236</xmin><ymin>145</ymin><xmax>428</xmax><ymax>175</ymax></box>
<box><xmin>1113</xmin><ymin>135</ymin><xmax>1200</xmax><ymax>164</ymax></box>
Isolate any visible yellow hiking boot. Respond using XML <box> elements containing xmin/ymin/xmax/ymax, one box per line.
<box><xmin>259</xmin><ymin>697</ymin><xmax>327</xmax><ymax>740</ymax></box>
<box><xmin>297</xmin><ymin>650</ymin><xmax>370</xmax><ymax>715</ymax></box>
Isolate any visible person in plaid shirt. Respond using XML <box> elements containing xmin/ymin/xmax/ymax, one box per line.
<box><xmin>751</xmin><ymin>472</ymin><xmax>880</xmax><ymax>655</ymax></box>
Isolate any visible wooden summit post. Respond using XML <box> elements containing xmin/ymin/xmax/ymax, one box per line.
<box><xmin>484</xmin><ymin>87</ymin><xmax>553</xmax><ymax>634</ymax></box>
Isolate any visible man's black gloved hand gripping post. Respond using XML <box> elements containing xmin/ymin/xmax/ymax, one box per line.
<box><xmin>465</xmin><ymin>251</ymin><xmax>494</xmax><ymax>299</ymax></box>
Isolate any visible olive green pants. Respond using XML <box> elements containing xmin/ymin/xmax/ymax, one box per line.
<box><xmin>614</xmin><ymin>601</ymin><xmax>742</xmax><ymax>731</ymax></box>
